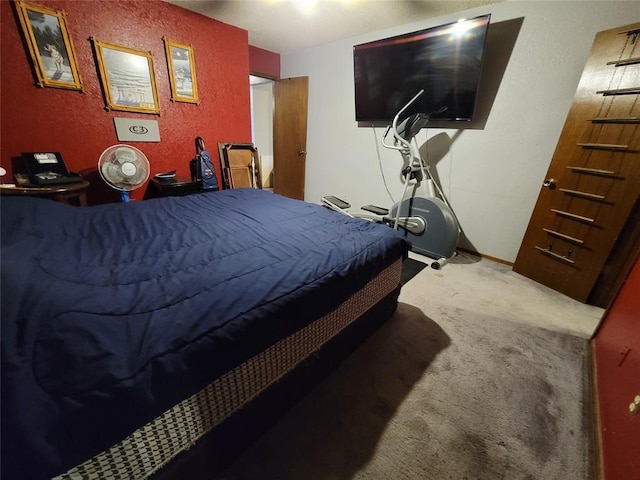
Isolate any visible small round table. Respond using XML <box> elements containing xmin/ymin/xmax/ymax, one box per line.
<box><xmin>0</xmin><ymin>181</ymin><xmax>90</xmax><ymax>206</ymax></box>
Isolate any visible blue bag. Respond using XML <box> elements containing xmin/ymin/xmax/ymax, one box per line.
<box><xmin>191</xmin><ymin>136</ymin><xmax>219</xmax><ymax>191</ymax></box>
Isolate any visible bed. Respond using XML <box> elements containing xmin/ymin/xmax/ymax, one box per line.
<box><xmin>1</xmin><ymin>188</ymin><xmax>408</xmax><ymax>480</ymax></box>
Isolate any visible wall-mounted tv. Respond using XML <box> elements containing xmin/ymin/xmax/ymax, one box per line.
<box><xmin>354</xmin><ymin>14</ymin><xmax>491</xmax><ymax>123</ymax></box>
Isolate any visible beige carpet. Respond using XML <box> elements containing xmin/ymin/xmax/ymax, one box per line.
<box><xmin>215</xmin><ymin>252</ymin><xmax>603</xmax><ymax>479</ymax></box>
<box><xmin>400</xmin><ymin>251</ymin><xmax>603</xmax><ymax>339</ymax></box>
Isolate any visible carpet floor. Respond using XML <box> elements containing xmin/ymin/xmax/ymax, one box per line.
<box><xmin>215</xmin><ymin>253</ymin><xmax>600</xmax><ymax>479</ymax></box>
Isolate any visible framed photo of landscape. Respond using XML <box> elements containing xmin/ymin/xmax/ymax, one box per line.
<box><xmin>14</xmin><ymin>0</ymin><xmax>83</xmax><ymax>90</ymax></box>
<box><xmin>91</xmin><ymin>38</ymin><xmax>160</xmax><ymax>115</ymax></box>
<box><xmin>163</xmin><ymin>37</ymin><xmax>199</xmax><ymax>104</ymax></box>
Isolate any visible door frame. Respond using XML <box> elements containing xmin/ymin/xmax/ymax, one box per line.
<box><xmin>250</xmin><ymin>74</ymin><xmax>275</xmax><ymax>189</ymax></box>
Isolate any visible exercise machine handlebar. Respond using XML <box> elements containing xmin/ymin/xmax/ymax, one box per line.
<box><xmin>382</xmin><ymin>90</ymin><xmax>425</xmax><ymax>151</ymax></box>
<box><xmin>392</xmin><ymin>90</ymin><xmax>425</xmax><ymax>144</ymax></box>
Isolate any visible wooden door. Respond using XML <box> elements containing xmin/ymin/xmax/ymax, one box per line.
<box><xmin>513</xmin><ymin>23</ymin><xmax>640</xmax><ymax>304</ymax></box>
<box><xmin>273</xmin><ymin>76</ymin><xmax>308</xmax><ymax>200</ymax></box>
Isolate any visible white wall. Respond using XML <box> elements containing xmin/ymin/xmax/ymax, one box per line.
<box><xmin>280</xmin><ymin>1</ymin><xmax>638</xmax><ymax>263</ymax></box>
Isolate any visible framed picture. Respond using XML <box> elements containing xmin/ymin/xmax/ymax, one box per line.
<box><xmin>91</xmin><ymin>38</ymin><xmax>160</xmax><ymax>115</ymax></box>
<box><xmin>14</xmin><ymin>0</ymin><xmax>82</xmax><ymax>90</ymax></box>
<box><xmin>163</xmin><ymin>37</ymin><xmax>199</xmax><ymax>104</ymax></box>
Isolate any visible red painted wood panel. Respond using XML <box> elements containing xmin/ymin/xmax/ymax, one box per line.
<box><xmin>593</xmin><ymin>255</ymin><xmax>640</xmax><ymax>479</ymax></box>
<box><xmin>1</xmin><ymin>0</ymin><xmax>252</xmax><ymax>202</ymax></box>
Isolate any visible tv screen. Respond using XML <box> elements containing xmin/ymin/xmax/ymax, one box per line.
<box><xmin>354</xmin><ymin>14</ymin><xmax>491</xmax><ymax>123</ymax></box>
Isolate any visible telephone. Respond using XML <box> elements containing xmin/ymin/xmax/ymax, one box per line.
<box><xmin>14</xmin><ymin>152</ymin><xmax>83</xmax><ymax>186</ymax></box>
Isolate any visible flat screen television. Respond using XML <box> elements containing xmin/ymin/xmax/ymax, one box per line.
<box><xmin>354</xmin><ymin>14</ymin><xmax>491</xmax><ymax>123</ymax></box>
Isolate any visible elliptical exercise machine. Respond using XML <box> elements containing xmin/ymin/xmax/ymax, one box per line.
<box><xmin>322</xmin><ymin>90</ymin><xmax>460</xmax><ymax>269</ymax></box>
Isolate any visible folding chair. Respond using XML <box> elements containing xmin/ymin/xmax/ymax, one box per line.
<box><xmin>217</xmin><ymin>143</ymin><xmax>262</xmax><ymax>190</ymax></box>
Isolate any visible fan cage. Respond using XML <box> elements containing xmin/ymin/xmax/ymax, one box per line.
<box><xmin>98</xmin><ymin>144</ymin><xmax>151</xmax><ymax>192</ymax></box>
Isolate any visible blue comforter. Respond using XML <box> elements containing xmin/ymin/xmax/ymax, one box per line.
<box><xmin>1</xmin><ymin>189</ymin><xmax>407</xmax><ymax>479</ymax></box>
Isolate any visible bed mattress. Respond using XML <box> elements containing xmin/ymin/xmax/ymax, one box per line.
<box><xmin>1</xmin><ymin>189</ymin><xmax>407</xmax><ymax>479</ymax></box>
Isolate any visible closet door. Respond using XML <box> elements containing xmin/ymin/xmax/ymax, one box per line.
<box><xmin>513</xmin><ymin>22</ymin><xmax>640</xmax><ymax>305</ymax></box>
<box><xmin>273</xmin><ymin>76</ymin><xmax>308</xmax><ymax>200</ymax></box>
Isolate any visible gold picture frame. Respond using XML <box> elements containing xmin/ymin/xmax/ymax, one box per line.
<box><xmin>163</xmin><ymin>37</ymin><xmax>199</xmax><ymax>104</ymax></box>
<box><xmin>14</xmin><ymin>0</ymin><xmax>83</xmax><ymax>90</ymax></box>
<box><xmin>91</xmin><ymin>38</ymin><xmax>161</xmax><ymax>115</ymax></box>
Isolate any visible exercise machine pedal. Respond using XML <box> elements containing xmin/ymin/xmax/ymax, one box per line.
<box><xmin>321</xmin><ymin>195</ymin><xmax>350</xmax><ymax>209</ymax></box>
<box><xmin>321</xmin><ymin>196</ymin><xmax>354</xmax><ymax>216</ymax></box>
<box><xmin>361</xmin><ymin>205</ymin><xmax>389</xmax><ymax>216</ymax></box>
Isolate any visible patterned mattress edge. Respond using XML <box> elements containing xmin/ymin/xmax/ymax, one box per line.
<box><xmin>55</xmin><ymin>258</ymin><xmax>402</xmax><ymax>480</ymax></box>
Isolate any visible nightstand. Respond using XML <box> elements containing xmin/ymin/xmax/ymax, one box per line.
<box><xmin>148</xmin><ymin>176</ymin><xmax>200</xmax><ymax>198</ymax></box>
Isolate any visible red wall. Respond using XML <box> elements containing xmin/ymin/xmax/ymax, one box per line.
<box><xmin>249</xmin><ymin>45</ymin><xmax>280</xmax><ymax>79</ymax></box>
<box><xmin>593</xmin><ymin>254</ymin><xmax>640</xmax><ymax>479</ymax></box>
<box><xmin>1</xmin><ymin>0</ymin><xmax>252</xmax><ymax>202</ymax></box>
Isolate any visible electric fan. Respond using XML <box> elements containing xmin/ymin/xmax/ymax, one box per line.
<box><xmin>98</xmin><ymin>145</ymin><xmax>150</xmax><ymax>202</ymax></box>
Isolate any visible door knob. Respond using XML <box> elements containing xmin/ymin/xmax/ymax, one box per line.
<box><xmin>543</xmin><ymin>178</ymin><xmax>556</xmax><ymax>189</ymax></box>
<box><xmin>298</xmin><ymin>150</ymin><xmax>306</xmax><ymax>156</ymax></box>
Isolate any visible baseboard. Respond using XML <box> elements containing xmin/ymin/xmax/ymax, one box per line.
<box><xmin>457</xmin><ymin>247</ymin><xmax>514</xmax><ymax>267</ymax></box>
<box><xmin>589</xmin><ymin>341</ymin><xmax>604</xmax><ymax>480</ymax></box>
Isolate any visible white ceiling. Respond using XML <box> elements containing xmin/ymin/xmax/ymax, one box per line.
<box><xmin>168</xmin><ymin>0</ymin><xmax>502</xmax><ymax>54</ymax></box>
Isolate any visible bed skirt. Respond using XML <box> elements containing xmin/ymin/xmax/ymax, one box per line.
<box><xmin>55</xmin><ymin>258</ymin><xmax>402</xmax><ymax>480</ymax></box>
